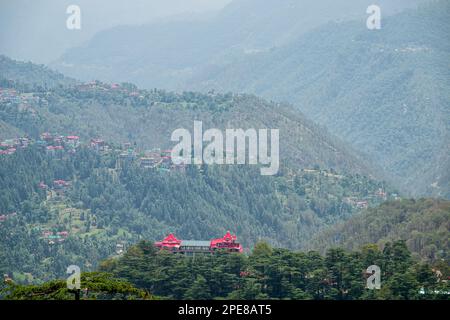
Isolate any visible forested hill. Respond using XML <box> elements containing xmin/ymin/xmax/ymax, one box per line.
<box><xmin>0</xmin><ymin>143</ymin><xmax>393</xmax><ymax>282</ymax></box>
<box><xmin>0</xmin><ymin>56</ymin><xmax>376</xmax><ymax>177</ymax></box>
<box><xmin>310</xmin><ymin>199</ymin><xmax>450</xmax><ymax>264</ymax></box>
<box><xmin>48</xmin><ymin>1</ymin><xmax>449</xmax><ymax>199</ymax></box>
<box><xmin>184</xmin><ymin>0</ymin><xmax>450</xmax><ymax>198</ymax></box>
<box><xmin>0</xmin><ymin>55</ymin><xmax>76</xmax><ymax>89</ymax></box>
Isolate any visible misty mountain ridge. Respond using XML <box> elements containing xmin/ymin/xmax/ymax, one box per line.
<box><xmin>52</xmin><ymin>0</ymin><xmax>429</xmax><ymax>88</ymax></box>
<box><xmin>49</xmin><ymin>0</ymin><xmax>448</xmax><ymax>198</ymax></box>
<box><xmin>0</xmin><ymin>55</ymin><xmax>376</xmax><ymax>179</ymax></box>
<box><xmin>184</xmin><ymin>1</ymin><xmax>450</xmax><ymax>198</ymax></box>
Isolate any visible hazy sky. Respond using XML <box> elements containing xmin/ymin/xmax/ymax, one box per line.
<box><xmin>0</xmin><ymin>0</ymin><xmax>232</xmax><ymax>63</ymax></box>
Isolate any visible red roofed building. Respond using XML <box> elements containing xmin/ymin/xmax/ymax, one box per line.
<box><xmin>53</xmin><ymin>180</ymin><xmax>70</xmax><ymax>191</ymax></box>
<box><xmin>46</xmin><ymin>145</ymin><xmax>64</xmax><ymax>151</ymax></box>
<box><xmin>90</xmin><ymin>138</ymin><xmax>105</xmax><ymax>151</ymax></box>
<box><xmin>0</xmin><ymin>142</ymin><xmax>11</xmax><ymax>150</ymax></box>
<box><xmin>154</xmin><ymin>233</ymin><xmax>182</xmax><ymax>250</ymax></box>
<box><xmin>38</xmin><ymin>182</ymin><xmax>48</xmax><ymax>189</ymax></box>
<box><xmin>46</xmin><ymin>145</ymin><xmax>64</xmax><ymax>157</ymax></box>
<box><xmin>155</xmin><ymin>231</ymin><xmax>243</xmax><ymax>255</ymax></box>
<box><xmin>42</xmin><ymin>231</ymin><xmax>53</xmax><ymax>238</ymax></box>
<box><xmin>40</xmin><ymin>132</ymin><xmax>53</xmax><ymax>141</ymax></box>
<box><xmin>210</xmin><ymin>231</ymin><xmax>243</xmax><ymax>252</ymax></box>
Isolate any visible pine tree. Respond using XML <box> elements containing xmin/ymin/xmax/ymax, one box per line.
<box><xmin>184</xmin><ymin>275</ymin><xmax>211</xmax><ymax>300</ymax></box>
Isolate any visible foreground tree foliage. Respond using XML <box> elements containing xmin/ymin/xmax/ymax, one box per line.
<box><xmin>3</xmin><ymin>240</ymin><xmax>448</xmax><ymax>300</ymax></box>
<box><xmin>1</xmin><ymin>272</ymin><xmax>150</xmax><ymax>300</ymax></box>
<box><xmin>96</xmin><ymin>240</ymin><xmax>449</xmax><ymax>300</ymax></box>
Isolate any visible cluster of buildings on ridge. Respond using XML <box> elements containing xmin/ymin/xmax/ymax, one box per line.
<box><xmin>0</xmin><ymin>137</ymin><xmax>30</xmax><ymax>155</ymax></box>
<box><xmin>0</xmin><ymin>88</ymin><xmax>40</xmax><ymax>107</ymax></box>
<box><xmin>0</xmin><ymin>131</ymin><xmax>186</xmax><ymax>173</ymax></box>
<box><xmin>343</xmin><ymin>188</ymin><xmax>399</xmax><ymax>209</ymax></box>
<box><xmin>40</xmin><ymin>230</ymin><xmax>70</xmax><ymax>245</ymax></box>
<box><xmin>118</xmin><ymin>145</ymin><xmax>186</xmax><ymax>173</ymax></box>
<box><xmin>75</xmin><ymin>81</ymin><xmax>145</xmax><ymax>99</ymax></box>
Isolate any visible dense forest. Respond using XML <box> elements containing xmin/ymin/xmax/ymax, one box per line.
<box><xmin>1</xmin><ymin>56</ymin><xmax>448</xmax><ymax>293</ymax></box>
<box><xmin>309</xmin><ymin>199</ymin><xmax>450</xmax><ymax>264</ymax></box>
<box><xmin>0</xmin><ymin>57</ymin><xmax>375</xmax><ymax>178</ymax></box>
<box><xmin>183</xmin><ymin>0</ymin><xmax>450</xmax><ymax>198</ymax></box>
<box><xmin>2</xmin><ymin>240</ymin><xmax>449</xmax><ymax>300</ymax></box>
<box><xmin>0</xmin><ymin>143</ymin><xmax>391</xmax><ymax>283</ymax></box>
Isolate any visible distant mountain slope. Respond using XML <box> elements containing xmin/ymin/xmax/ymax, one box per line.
<box><xmin>309</xmin><ymin>198</ymin><xmax>450</xmax><ymax>263</ymax></box>
<box><xmin>51</xmin><ymin>0</ymin><xmax>428</xmax><ymax>88</ymax></box>
<box><xmin>0</xmin><ymin>0</ymin><xmax>231</xmax><ymax>64</ymax></box>
<box><xmin>186</xmin><ymin>1</ymin><xmax>450</xmax><ymax>198</ymax></box>
<box><xmin>0</xmin><ymin>57</ymin><xmax>377</xmax><ymax>177</ymax></box>
<box><xmin>49</xmin><ymin>0</ymin><xmax>447</xmax><ymax>199</ymax></box>
<box><xmin>0</xmin><ymin>55</ymin><xmax>76</xmax><ymax>88</ymax></box>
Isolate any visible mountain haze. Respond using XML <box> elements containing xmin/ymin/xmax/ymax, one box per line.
<box><xmin>52</xmin><ymin>0</ymin><xmax>429</xmax><ymax>88</ymax></box>
<box><xmin>50</xmin><ymin>0</ymin><xmax>447</xmax><ymax>198</ymax></box>
<box><xmin>0</xmin><ymin>0</ymin><xmax>449</xmax><ymax>300</ymax></box>
<box><xmin>186</xmin><ymin>2</ymin><xmax>450</xmax><ymax>198</ymax></box>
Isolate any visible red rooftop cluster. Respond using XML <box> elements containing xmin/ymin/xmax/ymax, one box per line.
<box><xmin>155</xmin><ymin>231</ymin><xmax>243</xmax><ymax>254</ymax></box>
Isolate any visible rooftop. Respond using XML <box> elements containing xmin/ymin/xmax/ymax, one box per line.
<box><xmin>181</xmin><ymin>240</ymin><xmax>211</xmax><ymax>247</ymax></box>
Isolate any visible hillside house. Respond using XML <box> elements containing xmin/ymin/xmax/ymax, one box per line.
<box><xmin>65</xmin><ymin>135</ymin><xmax>80</xmax><ymax>148</ymax></box>
<box><xmin>161</xmin><ymin>149</ymin><xmax>172</xmax><ymax>157</ymax></box>
<box><xmin>139</xmin><ymin>157</ymin><xmax>162</xmax><ymax>169</ymax></box>
<box><xmin>356</xmin><ymin>200</ymin><xmax>369</xmax><ymax>209</ymax></box>
<box><xmin>42</xmin><ymin>231</ymin><xmax>53</xmax><ymax>238</ymax></box>
<box><xmin>116</xmin><ymin>243</ymin><xmax>125</xmax><ymax>255</ymax></box>
<box><xmin>38</xmin><ymin>182</ymin><xmax>48</xmax><ymax>190</ymax></box>
<box><xmin>40</xmin><ymin>132</ymin><xmax>53</xmax><ymax>141</ymax></box>
<box><xmin>53</xmin><ymin>180</ymin><xmax>70</xmax><ymax>195</ymax></box>
<box><xmin>0</xmin><ymin>148</ymin><xmax>16</xmax><ymax>155</ymax></box>
<box><xmin>90</xmin><ymin>138</ymin><xmax>106</xmax><ymax>152</ymax></box>
<box><xmin>57</xmin><ymin>231</ymin><xmax>69</xmax><ymax>237</ymax></box>
<box><xmin>375</xmin><ymin>188</ymin><xmax>387</xmax><ymax>199</ymax></box>
<box><xmin>119</xmin><ymin>150</ymin><xmax>135</xmax><ymax>161</ymax></box>
<box><xmin>46</xmin><ymin>145</ymin><xmax>64</xmax><ymax>156</ymax></box>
